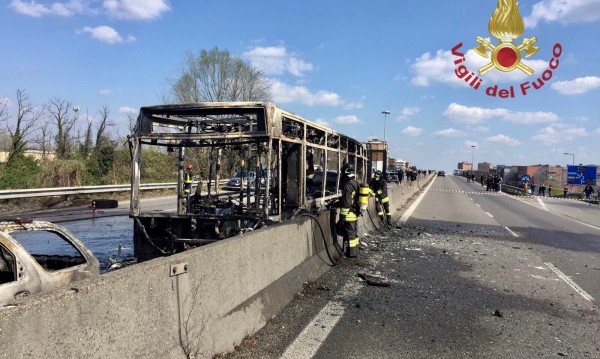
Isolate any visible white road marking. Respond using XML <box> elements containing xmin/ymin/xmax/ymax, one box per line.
<box><xmin>504</xmin><ymin>226</ymin><xmax>519</xmax><ymax>237</ymax></box>
<box><xmin>511</xmin><ymin>195</ymin><xmax>600</xmax><ymax>232</ymax></box>
<box><xmin>399</xmin><ymin>176</ymin><xmax>436</xmax><ymax>223</ymax></box>
<box><xmin>536</xmin><ymin>197</ymin><xmax>549</xmax><ymax>211</ymax></box>
<box><xmin>485</xmin><ymin>212</ymin><xmax>494</xmax><ymax>218</ymax></box>
<box><xmin>280</xmin><ymin>301</ymin><xmax>344</xmax><ymax>359</ymax></box>
<box><xmin>545</xmin><ymin>262</ymin><xmax>595</xmax><ymax>302</ymax></box>
<box><xmin>476</xmin><ymin>204</ymin><xmax>482</xmax><ymax>208</ymax></box>
<box><xmin>281</xmin><ymin>280</ymin><xmax>360</xmax><ymax>358</ymax></box>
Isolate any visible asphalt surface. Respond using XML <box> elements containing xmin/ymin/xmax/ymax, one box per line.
<box><xmin>217</xmin><ymin>175</ymin><xmax>600</xmax><ymax>359</ymax></box>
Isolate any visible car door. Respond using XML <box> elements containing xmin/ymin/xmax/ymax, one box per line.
<box><xmin>0</xmin><ymin>239</ymin><xmax>41</xmax><ymax>306</ymax></box>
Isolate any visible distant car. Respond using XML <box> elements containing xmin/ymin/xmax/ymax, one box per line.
<box><xmin>437</xmin><ymin>171</ymin><xmax>446</xmax><ymax>177</ymax></box>
<box><xmin>385</xmin><ymin>172</ymin><xmax>399</xmax><ymax>184</ymax></box>
<box><xmin>225</xmin><ymin>171</ymin><xmax>257</xmax><ymax>190</ymax></box>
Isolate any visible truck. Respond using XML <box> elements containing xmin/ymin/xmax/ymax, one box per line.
<box><xmin>0</xmin><ymin>219</ymin><xmax>100</xmax><ymax>307</ymax></box>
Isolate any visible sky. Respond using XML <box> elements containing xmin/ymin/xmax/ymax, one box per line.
<box><xmin>1</xmin><ymin>0</ymin><xmax>600</xmax><ymax>173</ymax></box>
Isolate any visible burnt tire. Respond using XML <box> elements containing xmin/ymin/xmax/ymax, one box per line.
<box><xmin>92</xmin><ymin>199</ymin><xmax>118</xmax><ymax>209</ymax></box>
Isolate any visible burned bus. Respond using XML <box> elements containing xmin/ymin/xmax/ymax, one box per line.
<box><xmin>129</xmin><ymin>102</ymin><xmax>368</xmax><ymax>261</ymax></box>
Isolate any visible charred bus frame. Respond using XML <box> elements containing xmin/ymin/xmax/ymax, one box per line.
<box><xmin>129</xmin><ymin>102</ymin><xmax>367</xmax><ymax>261</ymax></box>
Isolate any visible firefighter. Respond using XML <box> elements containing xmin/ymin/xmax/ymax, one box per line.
<box><xmin>183</xmin><ymin>163</ymin><xmax>194</xmax><ymax>195</ymax></box>
<box><xmin>369</xmin><ymin>170</ymin><xmax>392</xmax><ymax>226</ymax></box>
<box><xmin>339</xmin><ymin>163</ymin><xmax>360</xmax><ymax>258</ymax></box>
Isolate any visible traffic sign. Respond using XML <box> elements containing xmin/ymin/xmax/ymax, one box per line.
<box><xmin>567</xmin><ymin>165</ymin><xmax>597</xmax><ymax>185</ymax></box>
<box><xmin>520</xmin><ymin>174</ymin><xmax>531</xmax><ymax>183</ymax></box>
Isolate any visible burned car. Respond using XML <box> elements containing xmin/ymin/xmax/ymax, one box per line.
<box><xmin>0</xmin><ymin>219</ymin><xmax>100</xmax><ymax>307</ymax></box>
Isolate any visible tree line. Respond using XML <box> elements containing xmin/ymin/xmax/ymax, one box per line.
<box><xmin>0</xmin><ymin>48</ymin><xmax>271</xmax><ymax>190</ymax></box>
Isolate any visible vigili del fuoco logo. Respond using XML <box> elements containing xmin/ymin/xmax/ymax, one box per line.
<box><xmin>451</xmin><ymin>0</ymin><xmax>563</xmax><ymax>98</ymax></box>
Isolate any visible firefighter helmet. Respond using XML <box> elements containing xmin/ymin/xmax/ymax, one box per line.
<box><xmin>374</xmin><ymin>170</ymin><xmax>382</xmax><ymax>179</ymax></box>
<box><xmin>341</xmin><ymin>163</ymin><xmax>355</xmax><ymax>178</ymax></box>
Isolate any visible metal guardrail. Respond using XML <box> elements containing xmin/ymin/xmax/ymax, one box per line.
<box><xmin>501</xmin><ymin>184</ymin><xmax>527</xmax><ymax>196</ymax></box>
<box><xmin>0</xmin><ymin>183</ymin><xmax>177</xmax><ymax>200</ymax></box>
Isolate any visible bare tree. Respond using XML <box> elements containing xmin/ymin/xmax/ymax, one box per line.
<box><xmin>126</xmin><ymin>111</ymin><xmax>137</xmax><ymax>134</ymax></box>
<box><xmin>5</xmin><ymin>89</ymin><xmax>43</xmax><ymax>164</ymax></box>
<box><xmin>0</xmin><ymin>96</ymin><xmax>9</xmax><ymax>138</ymax></box>
<box><xmin>31</xmin><ymin>120</ymin><xmax>53</xmax><ymax>158</ymax></box>
<box><xmin>46</xmin><ymin>97</ymin><xmax>77</xmax><ymax>159</ymax></box>
<box><xmin>80</xmin><ymin>118</ymin><xmax>93</xmax><ymax>158</ymax></box>
<box><xmin>167</xmin><ymin>47</ymin><xmax>272</xmax><ymax>103</ymax></box>
<box><xmin>95</xmin><ymin>105</ymin><xmax>113</xmax><ymax>146</ymax></box>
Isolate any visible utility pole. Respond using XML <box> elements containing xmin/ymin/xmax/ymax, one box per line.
<box><xmin>470</xmin><ymin>145</ymin><xmax>476</xmax><ymax>174</ymax></box>
<box><xmin>382</xmin><ymin>111</ymin><xmax>390</xmax><ymax>144</ymax></box>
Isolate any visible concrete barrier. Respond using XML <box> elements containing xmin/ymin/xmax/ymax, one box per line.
<box><xmin>0</xmin><ymin>175</ymin><xmax>434</xmax><ymax>358</ymax></box>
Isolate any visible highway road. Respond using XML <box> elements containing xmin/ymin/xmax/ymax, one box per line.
<box><xmin>223</xmin><ymin>175</ymin><xmax>600</xmax><ymax>359</ymax></box>
<box><xmin>413</xmin><ymin>174</ymin><xmax>600</xmax><ymax>302</ymax></box>
<box><xmin>11</xmin><ymin>177</ymin><xmax>600</xmax><ymax>357</ymax></box>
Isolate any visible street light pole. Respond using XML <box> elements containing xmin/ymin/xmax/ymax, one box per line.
<box><xmin>563</xmin><ymin>152</ymin><xmax>575</xmax><ymax>189</ymax></box>
<box><xmin>563</xmin><ymin>152</ymin><xmax>574</xmax><ymax>166</ymax></box>
<box><xmin>382</xmin><ymin>111</ymin><xmax>390</xmax><ymax>144</ymax></box>
<box><xmin>470</xmin><ymin>145</ymin><xmax>476</xmax><ymax>173</ymax></box>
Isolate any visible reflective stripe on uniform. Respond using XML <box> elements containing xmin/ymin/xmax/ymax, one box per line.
<box><xmin>341</xmin><ymin>208</ymin><xmax>350</xmax><ymax>215</ymax></box>
<box><xmin>381</xmin><ymin>196</ymin><xmax>389</xmax><ymax>203</ymax></box>
<box><xmin>345</xmin><ymin>213</ymin><xmax>358</xmax><ymax>221</ymax></box>
<box><xmin>349</xmin><ymin>238</ymin><xmax>359</xmax><ymax>247</ymax></box>
<box><xmin>377</xmin><ymin>190</ymin><xmax>383</xmax><ymax>195</ymax></box>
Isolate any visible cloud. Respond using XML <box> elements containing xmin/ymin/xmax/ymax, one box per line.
<box><xmin>343</xmin><ymin>96</ymin><xmax>365</xmax><ymax>110</ymax></box>
<box><xmin>465</xmin><ymin>140</ymin><xmax>479</xmax><ymax>148</ymax></box>
<box><xmin>442</xmin><ymin>103</ymin><xmax>558</xmax><ymax>125</ymax></box>
<box><xmin>551</xmin><ymin>76</ymin><xmax>600</xmax><ymax>95</ymax></box>
<box><xmin>270</xmin><ymin>80</ymin><xmax>342</xmax><ymax>106</ymax></box>
<box><xmin>119</xmin><ymin>106</ymin><xmax>137</xmax><ymax>113</ymax></box>
<box><xmin>442</xmin><ymin>103</ymin><xmax>509</xmax><ymax>124</ymax></box>
<box><xmin>314</xmin><ymin>118</ymin><xmax>330</xmax><ymax>127</ymax></box>
<box><xmin>10</xmin><ymin>0</ymin><xmax>170</xmax><ymax>19</ymax></box>
<box><xmin>397</xmin><ymin>107</ymin><xmax>420</xmax><ymax>121</ymax></box>
<box><xmin>402</xmin><ymin>126</ymin><xmax>423</xmax><ymax>137</ymax></box>
<box><xmin>103</xmin><ymin>0</ymin><xmax>170</xmax><ymax>20</ymax></box>
<box><xmin>99</xmin><ymin>89</ymin><xmax>112</xmax><ymax>95</ymax></box>
<box><xmin>433</xmin><ymin>128</ymin><xmax>465</xmax><ymax>137</ymax></box>
<box><xmin>410</xmin><ymin>49</ymin><xmax>459</xmax><ymax>87</ymax></box>
<box><xmin>504</xmin><ymin>111</ymin><xmax>559</xmax><ymax>124</ymax></box>
<box><xmin>79</xmin><ymin>26</ymin><xmax>136</xmax><ymax>44</ymax></box>
<box><xmin>525</xmin><ymin>0</ymin><xmax>600</xmax><ymax>27</ymax></box>
<box><xmin>243</xmin><ymin>46</ymin><xmax>314</xmax><ymax>77</ymax></box>
<box><xmin>532</xmin><ymin>126</ymin><xmax>589</xmax><ymax>145</ymax></box>
<box><xmin>334</xmin><ymin>115</ymin><xmax>361</xmax><ymax>125</ymax></box>
<box><xmin>410</xmin><ymin>47</ymin><xmax>548</xmax><ymax>87</ymax></box>
<box><xmin>486</xmin><ymin>134</ymin><xmax>521</xmax><ymax>146</ymax></box>
<box><xmin>9</xmin><ymin>0</ymin><xmax>83</xmax><ymax>17</ymax></box>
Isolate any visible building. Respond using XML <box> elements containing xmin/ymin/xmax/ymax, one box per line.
<box><xmin>0</xmin><ymin>149</ymin><xmax>55</xmax><ymax>164</ymax></box>
<box><xmin>457</xmin><ymin>161</ymin><xmax>472</xmax><ymax>171</ymax></box>
<box><xmin>478</xmin><ymin>162</ymin><xmax>493</xmax><ymax>172</ymax></box>
<box><xmin>497</xmin><ymin>164</ymin><xmax>568</xmax><ymax>193</ymax></box>
<box><xmin>367</xmin><ymin>139</ymin><xmax>387</xmax><ymax>180</ymax></box>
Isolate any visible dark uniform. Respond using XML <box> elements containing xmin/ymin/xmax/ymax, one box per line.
<box><xmin>340</xmin><ymin>163</ymin><xmax>360</xmax><ymax>258</ymax></box>
<box><xmin>369</xmin><ymin>170</ymin><xmax>391</xmax><ymax>225</ymax></box>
